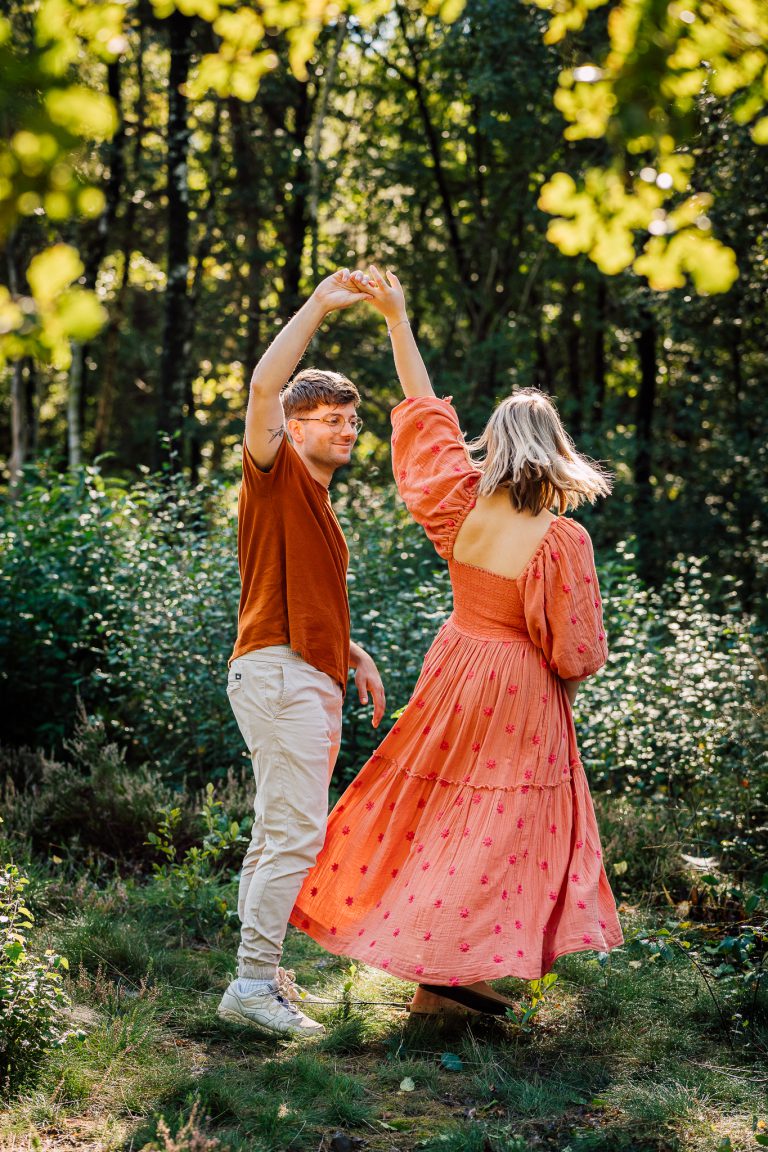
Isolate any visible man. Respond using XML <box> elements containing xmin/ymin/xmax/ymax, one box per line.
<box><xmin>217</xmin><ymin>270</ymin><xmax>385</xmax><ymax>1037</ymax></box>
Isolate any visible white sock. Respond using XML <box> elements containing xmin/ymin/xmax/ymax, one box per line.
<box><xmin>236</xmin><ymin>977</ymin><xmax>275</xmax><ymax>996</ymax></box>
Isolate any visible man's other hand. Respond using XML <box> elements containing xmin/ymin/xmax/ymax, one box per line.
<box><xmin>352</xmin><ymin>648</ymin><xmax>386</xmax><ymax>728</ymax></box>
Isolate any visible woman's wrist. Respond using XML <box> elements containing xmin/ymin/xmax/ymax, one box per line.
<box><xmin>387</xmin><ymin>315</ymin><xmax>410</xmax><ymax>335</ymax></box>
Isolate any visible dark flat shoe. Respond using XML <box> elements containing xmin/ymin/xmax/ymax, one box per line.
<box><xmin>418</xmin><ymin>983</ymin><xmax>512</xmax><ymax>1017</ymax></box>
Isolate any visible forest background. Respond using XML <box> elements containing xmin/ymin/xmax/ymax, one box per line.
<box><xmin>1</xmin><ymin>0</ymin><xmax>767</xmax><ymax>1150</ymax></box>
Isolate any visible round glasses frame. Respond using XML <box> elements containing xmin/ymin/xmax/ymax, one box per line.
<box><xmin>294</xmin><ymin>414</ymin><xmax>363</xmax><ymax>433</ymax></box>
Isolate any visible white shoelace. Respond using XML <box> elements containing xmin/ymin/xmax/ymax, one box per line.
<box><xmin>275</xmin><ymin>967</ymin><xmax>304</xmax><ymax>1001</ymax></box>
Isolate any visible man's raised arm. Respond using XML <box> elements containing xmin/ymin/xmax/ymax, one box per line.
<box><xmin>245</xmin><ymin>270</ymin><xmax>371</xmax><ymax>468</ymax></box>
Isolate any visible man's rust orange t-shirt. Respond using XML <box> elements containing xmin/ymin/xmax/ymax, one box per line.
<box><xmin>231</xmin><ymin>436</ymin><xmax>350</xmax><ymax>690</ymax></box>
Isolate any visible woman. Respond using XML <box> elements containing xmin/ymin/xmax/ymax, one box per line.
<box><xmin>290</xmin><ymin>267</ymin><xmax>623</xmax><ymax>1014</ymax></box>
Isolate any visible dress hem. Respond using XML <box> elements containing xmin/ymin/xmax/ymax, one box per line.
<box><xmin>288</xmin><ymin>917</ymin><xmax>624</xmax><ymax>984</ymax></box>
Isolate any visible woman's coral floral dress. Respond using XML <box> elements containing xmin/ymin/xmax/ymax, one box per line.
<box><xmin>291</xmin><ymin>397</ymin><xmax>623</xmax><ymax>983</ymax></box>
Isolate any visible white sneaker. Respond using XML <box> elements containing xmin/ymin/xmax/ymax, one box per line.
<box><xmin>217</xmin><ymin>980</ymin><xmax>325</xmax><ymax>1036</ymax></box>
<box><xmin>275</xmin><ymin>967</ymin><xmax>329</xmax><ymax>1005</ymax></box>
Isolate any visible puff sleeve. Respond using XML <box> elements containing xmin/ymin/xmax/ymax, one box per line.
<box><xmin>390</xmin><ymin>396</ymin><xmax>480</xmax><ymax>559</ymax></box>
<box><xmin>517</xmin><ymin>518</ymin><xmax>608</xmax><ymax>681</ymax></box>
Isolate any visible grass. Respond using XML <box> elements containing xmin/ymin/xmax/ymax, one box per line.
<box><xmin>1</xmin><ymin>869</ymin><xmax>766</xmax><ymax>1152</ymax></box>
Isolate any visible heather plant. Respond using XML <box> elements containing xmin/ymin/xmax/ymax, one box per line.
<box><xmin>0</xmin><ymin>706</ymin><xmax>171</xmax><ymax>858</ymax></box>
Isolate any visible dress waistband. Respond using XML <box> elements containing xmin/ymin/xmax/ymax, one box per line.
<box><xmin>446</xmin><ymin>613</ymin><xmax>531</xmax><ymax>643</ymax></box>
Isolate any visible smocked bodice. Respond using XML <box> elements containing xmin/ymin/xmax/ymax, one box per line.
<box><xmin>448</xmin><ymin>559</ymin><xmax>529</xmax><ymax>640</ymax></box>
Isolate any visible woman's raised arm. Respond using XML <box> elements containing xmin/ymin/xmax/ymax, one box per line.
<box><xmin>354</xmin><ymin>265</ymin><xmax>435</xmax><ymax>400</ymax></box>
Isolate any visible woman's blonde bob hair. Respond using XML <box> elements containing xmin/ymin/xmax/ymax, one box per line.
<box><xmin>466</xmin><ymin>388</ymin><xmax>612</xmax><ymax>515</ymax></box>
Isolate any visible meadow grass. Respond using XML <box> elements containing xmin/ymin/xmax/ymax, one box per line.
<box><xmin>1</xmin><ymin>876</ymin><xmax>765</xmax><ymax>1152</ymax></box>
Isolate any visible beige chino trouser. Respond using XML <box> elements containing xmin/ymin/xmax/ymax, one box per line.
<box><xmin>226</xmin><ymin>646</ymin><xmax>342</xmax><ymax>980</ymax></box>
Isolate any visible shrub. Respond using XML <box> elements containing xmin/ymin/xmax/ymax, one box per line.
<box><xmin>0</xmin><ymin>828</ymin><xmax>75</xmax><ymax>1096</ymax></box>
<box><xmin>1</xmin><ymin>464</ymin><xmax>766</xmax><ymax>888</ymax></box>
<box><xmin>0</xmin><ymin>705</ymin><xmax>172</xmax><ymax>858</ymax></box>
<box><xmin>578</xmin><ymin>548</ymin><xmax>767</xmax><ymax>880</ymax></box>
<box><xmin>143</xmin><ymin>782</ymin><xmax>247</xmax><ymax>941</ymax></box>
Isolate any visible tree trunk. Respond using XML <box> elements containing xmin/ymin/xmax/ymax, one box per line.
<box><xmin>69</xmin><ymin>58</ymin><xmax>127</xmax><ymax>467</ymax></box>
<box><xmin>564</xmin><ymin>277</ymin><xmax>582</xmax><ymax>436</ymax></box>
<box><xmin>634</xmin><ymin>306</ymin><xmax>657</xmax><ymax>580</ymax></box>
<box><xmin>228</xmin><ymin>97</ymin><xmax>263</xmax><ymax>394</ymax></box>
<box><xmin>309</xmin><ymin>17</ymin><xmax>347</xmax><ymax>282</ymax></box>
<box><xmin>592</xmin><ymin>278</ymin><xmax>607</xmax><ymax>431</ymax></box>
<box><xmin>8</xmin><ymin>360</ymin><xmax>38</xmax><ymax>491</ymax></box>
<box><xmin>184</xmin><ymin>100</ymin><xmax>223</xmax><ymax>482</ymax></box>
<box><xmin>156</xmin><ymin>10</ymin><xmax>192</xmax><ymax>469</ymax></box>
<box><xmin>67</xmin><ymin>350</ymin><xmax>83</xmax><ymax>469</ymax></box>
<box><xmin>279</xmin><ymin>78</ymin><xmax>314</xmax><ymax>317</ymax></box>
<box><xmin>6</xmin><ymin>235</ymin><xmax>35</xmax><ymax>490</ymax></box>
<box><xmin>95</xmin><ymin>25</ymin><xmax>146</xmax><ymax>456</ymax></box>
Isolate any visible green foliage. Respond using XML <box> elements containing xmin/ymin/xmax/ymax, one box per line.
<box><xmin>145</xmin><ymin>782</ymin><xmax>247</xmax><ymax>939</ymax></box>
<box><xmin>528</xmin><ymin>0</ymin><xmax>768</xmax><ymax>290</ymax></box>
<box><xmin>1</xmin><ymin>464</ymin><xmax>766</xmax><ymax>888</ymax></box>
<box><xmin>0</xmin><ymin>0</ymin><xmax>466</xmax><ymax>364</ymax></box>
<box><xmin>577</xmin><ymin>549</ymin><xmax>767</xmax><ymax>875</ymax></box>
<box><xmin>0</xmin><ymin>831</ymin><xmax>75</xmax><ymax>1097</ymax></box>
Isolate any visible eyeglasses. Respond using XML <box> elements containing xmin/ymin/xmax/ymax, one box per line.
<box><xmin>294</xmin><ymin>414</ymin><xmax>364</xmax><ymax>433</ymax></box>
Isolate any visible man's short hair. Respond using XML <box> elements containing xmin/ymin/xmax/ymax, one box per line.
<box><xmin>281</xmin><ymin>369</ymin><xmax>360</xmax><ymax>419</ymax></box>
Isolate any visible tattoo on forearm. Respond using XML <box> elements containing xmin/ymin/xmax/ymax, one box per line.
<box><xmin>268</xmin><ymin>426</ymin><xmax>285</xmax><ymax>443</ymax></box>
